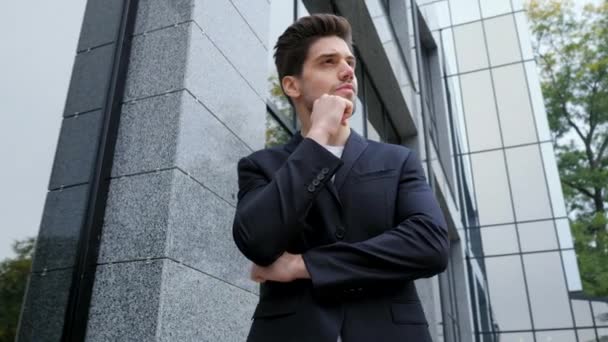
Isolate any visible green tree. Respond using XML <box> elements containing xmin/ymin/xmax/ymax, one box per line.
<box><xmin>0</xmin><ymin>238</ymin><xmax>35</xmax><ymax>341</ymax></box>
<box><xmin>527</xmin><ymin>0</ymin><xmax>608</xmax><ymax>296</ymax></box>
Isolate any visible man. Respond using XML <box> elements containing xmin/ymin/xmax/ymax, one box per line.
<box><xmin>232</xmin><ymin>13</ymin><xmax>449</xmax><ymax>342</ymax></box>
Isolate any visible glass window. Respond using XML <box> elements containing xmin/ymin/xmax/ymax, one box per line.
<box><xmin>571</xmin><ymin>300</ymin><xmax>594</xmax><ymax>327</ymax></box>
<box><xmin>470</xmin><ymin>150</ymin><xmax>514</xmax><ymax>226</ymax></box>
<box><xmin>441</xmin><ymin>28</ymin><xmax>458</xmax><ymax>76</ymax></box>
<box><xmin>518</xmin><ymin>220</ymin><xmax>558</xmax><ymax>253</ymax></box>
<box><xmin>535</xmin><ymin>330</ymin><xmax>577</xmax><ymax>342</ymax></box>
<box><xmin>350</xmin><ymin>96</ymin><xmax>365</xmax><ymax>137</ymax></box>
<box><xmin>598</xmin><ymin>328</ymin><xmax>608</xmax><ymax>341</ymax></box>
<box><xmin>492</xmin><ymin>332</ymin><xmax>534</xmax><ymax>342</ymax></box>
<box><xmin>555</xmin><ymin>219</ymin><xmax>574</xmax><ymax>249</ymax></box>
<box><xmin>420</xmin><ymin>1</ymin><xmax>450</xmax><ymax>31</ymax></box>
<box><xmin>492</xmin><ymin>63</ymin><xmax>537</xmax><ymax>147</ymax></box>
<box><xmin>447</xmin><ymin>76</ymin><xmax>469</xmax><ymax>153</ymax></box>
<box><xmin>367</xmin><ymin>119</ymin><xmax>381</xmax><ymax>142</ymax></box>
<box><xmin>384</xmin><ymin>41</ymin><xmax>409</xmax><ymax>87</ymax></box>
<box><xmin>577</xmin><ymin>329</ymin><xmax>597</xmax><ymax>341</ymax></box>
<box><xmin>460</xmin><ymin>70</ymin><xmax>502</xmax><ymax>151</ymax></box>
<box><xmin>366</xmin><ymin>0</ymin><xmax>384</xmax><ymax>18</ymax></box>
<box><xmin>296</xmin><ymin>0</ymin><xmax>309</xmax><ymax>18</ymax></box>
<box><xmin>373</xmin><ymin>15</ymin><xmax>392</xmax><ymax>44</ymax></box>
<box><xmin>591</xmin><ymin>301</ymin><xmax>608</xmax><ymax>326</ymax></box>
<box><xmin>512</xmin><ymin>0</ymin><xmax>525</xmax><ymax>11</ymax></box>
<box><xmin>485</xmin><ymin>255</ymin><xmax>532</xmax><ymax>331</ymax></box>
<box><xmin>267</xmin><ymin>0</ymin><xmax>296</xmax><ymax>128</ymax></box>
<box><xmin>561</xmin><ymin>249</ymin><xmax>583</xmax><ymax>292</ymax></box>
<box><xmin>450</xmin><ymin>0</ymin><xmax>481</xmax><ymax>25</ymax></box>
<box><xmin>523</xmin><ymin>252</ymin><xmax>574</xmax><ymax>329</ymax></box>
<box><xmin>479</xmin><ymin>225</ymin><xmax>519</xmax><ymax>256</ymax></box>
<box><xmin>453</xmin><ymin>21</ymin><xmax>489</xmax><ymax>73</ymax></box>
<box><xmin>515</xmin><ymin>12</ymin><xmax>534</xmax><ymax>61</ymax></box>
<box><xmin>540</xmin><ymin>142</ymin><xmax>568</xmax><ymax>217</ymax></box>
<box><xmin>479</xmin><ymin>0</ymin><xmax>512</xmax><ymax>18</ymax></box>
<box><xmin>484</xmin><ymin>14</ymin><xmax>522</xmax><ymax>67</ymax></box>
<box><xmin>365</xmin><ymin>76</ymin><xmax>384</xmax><ymax>141</ymax></box>
<box><xmin>505</xmin><ymin>144</ymin><xmax>553</xmax><ymax>222</ymax></box>
<box><xmin>524</xmin><ymin>61</ymin><xmax>552</xmax><ymax>142</ymax></box>
<box><xmin>265</xmin><ymin>112</ymin><xmax>291</xmax><ymax>148</ymax></box>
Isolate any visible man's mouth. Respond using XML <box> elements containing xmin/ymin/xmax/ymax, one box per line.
<box><xmin>335</xmin><ymin>84</ymin><xmax>354</xmax><ymax>93</ymax></box>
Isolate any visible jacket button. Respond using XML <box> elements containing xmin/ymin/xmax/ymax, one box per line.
<box><xmin>307</xmin><ymin>184</ymin><xmax>315</xmax><ymax>193</ymax></box>
<box><xmin>312</xmin><ymin>179</ymin><xmax>320</xmax><ymax>186</ymax></box>
<box><xmin>316</xmin><ymin>173</ymin><xmax>325</xmax><ymax>180</ymax></box>
<box><xmin>335</xmin><ymin>226</ymin><xmax>345</xmax><ymax>240</ymax></box>
<box><xmin>321</xmin><ymin>168</ymin><xmax>330</xmax><ymax>174</ymax></box>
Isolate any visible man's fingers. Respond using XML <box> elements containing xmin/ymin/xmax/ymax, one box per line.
<box><xmin>343</xmin><ymin>98</ymin><xmax>354</xmax><ymax>116</ymax></box>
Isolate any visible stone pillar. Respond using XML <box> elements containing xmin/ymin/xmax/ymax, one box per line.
<box><xmin>18</xmin><ymin>1</ymin><xmax>269</xmax><ymax>340</ymax></box>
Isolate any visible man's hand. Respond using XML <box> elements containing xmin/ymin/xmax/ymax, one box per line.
<box><xmin>250</xmin><ymin>252</ymin><xmax>311</xmax><ymax>283</ymax></box>
<box><xmin>307</xmin><ymin>94</ymin><xmax>353</xmax><ymax>145</ymax></box>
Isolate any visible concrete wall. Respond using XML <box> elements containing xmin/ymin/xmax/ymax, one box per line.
<box><xmin>18</xmin><ymin>0</ymin><xmax>270</xmax><ymax>340</ymax></box>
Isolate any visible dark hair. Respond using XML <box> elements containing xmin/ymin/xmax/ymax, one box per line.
<box><xmin>273</xmin><ymin>14</ymin><xmax>353</xmax><ymax>97</ymax></box>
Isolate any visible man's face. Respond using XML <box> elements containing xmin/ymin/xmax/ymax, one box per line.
<box><xmin>296</xmin><ymin>36</ymin><xmax>358</xmax><ymax>114</ymax></box>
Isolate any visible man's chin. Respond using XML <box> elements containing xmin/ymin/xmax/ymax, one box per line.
<box><xmin>334</xmin><ymin>92</ymin><xmax>356</xmax><ymax>102</ymax></box>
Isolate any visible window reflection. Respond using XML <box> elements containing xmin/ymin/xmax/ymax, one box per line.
<box><xmin>505</xmin><ymin>144</ymin><xmax>553</xmax><ymax>222</ymax></box>
<box><xmin>493</xmin><ymin>63</ymin><xmax>537</xmax><ymax>147</ymax></box>
<box><xmin>479</xmin><ymin>225</ymin><xmax>519</xmax><ymax>256</ymax></box>
<box><xmin>470</xmin><ymin>150</ymin><xmax>514</xmax><ymax>226</ymax></box>
<box><xmin>484</xmin><ymin>255</ymin><xmax>532</xmax><ymax>331</ymax></box>
<box><xmin>523</xmin><ymin>252</ymin><xmax>573</xmax><ymax>329</ymax></box>
<box><xmin>571</xmin><ymin>299</ymin><xmax>594</xmax><ymax>327</ymax></box>
<box><xmin>450</xmin><ymin>0</ymin><xmax>481</xmax><ymax>25</ymax></box>
<box><xmin>517</xmin><ymin>220</ymin><xmax>558</xmax><ymax>252</ymax></box>
<box><xmin>577</xmin><ymin>328</ymin><xmax>597</xmax><ymax>342</ymax></box>
<box><xmin>561</xmin><ymin>249</ymin><xmax>583</xmax><ymax>292</ymax></box>
<box><xmin>453</xmin><ymin>22</ymin><xmax>489</xmax><ymax>73</ymax></box>
<box><xmin>484</xmin><ymin>14</ymin><xmax>522</xmax><ymax>67</ymax></box>
<box><xmin>265</xmin><ymin>112</ymin><xmax>291</xmax><ymax>148</ymax></box>
<box><xmin>460</xmin><ymin>70</ymin><xmax>501</xmax><ymax>151</ymax></box>
<box><xmin>479</xmin><ymin>0</ymin><xmax>512</xmax><ymax>19</ymax></box>
<box><xmin>535</xmin><ymin>330</ymin><xmax>577</xmax><ymax>342</ymax></box>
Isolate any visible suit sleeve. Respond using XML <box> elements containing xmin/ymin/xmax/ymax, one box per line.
<box><xmin>232</xmin><ymin>138</ymin><xmax>343</xmax><ymax>266</ymax></box>
<box><xmin>301</xmin><ymin>149</ymin><xmax>450</xmax><ymax>294</ymax></box>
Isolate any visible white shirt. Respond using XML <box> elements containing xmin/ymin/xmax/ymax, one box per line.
<box><xmin>321</xmin><ymin>144</ymin><xmax>344</xmax><ymax>183</ymax></box>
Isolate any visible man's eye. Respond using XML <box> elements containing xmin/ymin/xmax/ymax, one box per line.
<box><xmin>324</xmin><ymin>59</ymin><xmax>334</xmax><ymax>64</ymax></box>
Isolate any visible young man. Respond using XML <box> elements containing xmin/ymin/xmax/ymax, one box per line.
<box><xmin>232</xmin><ymin>13</ymin><xmax>449</xmax><ymax>342</ymax></box>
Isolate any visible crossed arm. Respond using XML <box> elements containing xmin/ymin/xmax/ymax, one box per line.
<box><xmin>232</xmin><ymin>138</ymin><xmax>449</xmax><ymax>293</ymax></box>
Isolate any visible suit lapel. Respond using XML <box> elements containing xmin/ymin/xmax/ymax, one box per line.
<box><xmin>333</xmin><ymin>129</ymin><xmax>369</xmax><ymax>193</ymax></box>
<box><xmin>283</xmin><ymin>129</ymin><xmax>368</xmax><ymax>199</ymax></box>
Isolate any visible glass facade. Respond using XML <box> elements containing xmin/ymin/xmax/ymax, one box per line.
<box><xmin>266</xmin><ymin>0</ymin><xmax>607</xmax><ymax>341</ymax></box>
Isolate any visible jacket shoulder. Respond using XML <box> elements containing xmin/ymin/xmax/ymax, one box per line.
<box><xmin>365</xmin><ymin>139</ymin><xmax>414</xmax><ymax>160</ymax></box>
<box><xmin>240</xmin><ymin>144</ymin><xmax>290</xmax><ymax>166</ymax></box>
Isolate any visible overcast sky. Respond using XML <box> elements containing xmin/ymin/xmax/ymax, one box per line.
<box><xmin>0</xmin><ymin>2</ymin><xmax>86</xmax><ymax>260</ymax></box>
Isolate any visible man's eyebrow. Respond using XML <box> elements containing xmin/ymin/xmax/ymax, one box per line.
<box><xmin>314</xmin><ymin>52</ymin><xmax>357</xmax><ymax>61</ymax></box>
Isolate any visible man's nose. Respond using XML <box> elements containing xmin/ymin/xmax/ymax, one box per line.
<box><xmin>339</xmin><ymin>61</ymin><xmax>354</xmax><ymax>81</ymax></box>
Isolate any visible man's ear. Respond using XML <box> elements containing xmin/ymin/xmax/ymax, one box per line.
<box><xmin>282</xmin><ymin>76</ymin><xmax>300</xmax><ymax>99</ymax></box>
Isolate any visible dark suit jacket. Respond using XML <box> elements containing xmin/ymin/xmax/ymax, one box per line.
<box><xmin>232</xmin><ymin>129</ymin><xmax>449</xmax><ymax>342</ymax></box>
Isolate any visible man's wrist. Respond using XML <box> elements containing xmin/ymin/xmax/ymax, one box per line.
<box><xmin>306</xmin><ymin>127</ymin><xmax>330</xmax><ymax>145</ymax></box>
<box><xmin>294</xmin><ymin>254</ymin><xmax>311</xmax><ymax>279</ymax></box>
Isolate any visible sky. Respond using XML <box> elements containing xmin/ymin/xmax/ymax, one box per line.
<box><xmin>0</xmin><ymin>2</ymin><xmax>86</xmax><ymax>260</ymax></box>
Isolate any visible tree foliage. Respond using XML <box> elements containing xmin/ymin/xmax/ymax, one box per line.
<box><xmin>0</xmin><ymin>238</ymin><xmax>35</xmax><ymax>341</ymax></box>
<box><xmin>266</xmin><ymin>74</ymin><xmax>294</xmax><ymax>148</ymax></box>
<box><xmin>527</xmin><ymin>0</ymin><xmax>608</xmax><ymax>296</ymax></box>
